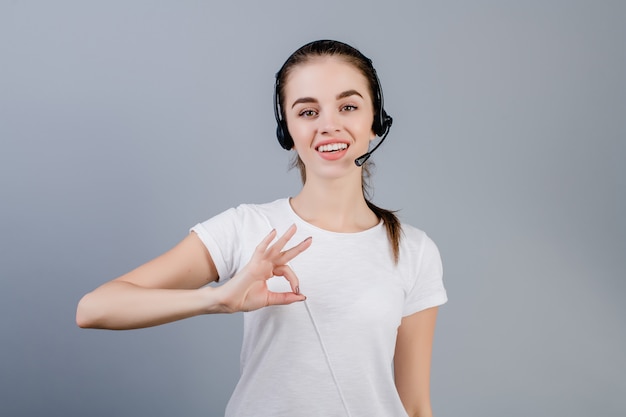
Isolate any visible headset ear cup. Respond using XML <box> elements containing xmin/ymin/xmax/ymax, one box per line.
<box><xmin>276</xmin><ymin>121</ymin><xmax>293</xmax><ymax>150</ymax></box>
<box><xmin>373</xmin><ymin>109</ymin><xmax>390</xmax><ymax>136</ymax></box>
<box><xmin>372</xmin><ymin>113</ymin><xmax>382</xmax><ymax>136</ymax></box>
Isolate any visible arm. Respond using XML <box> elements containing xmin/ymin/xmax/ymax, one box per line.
<box><xmin>76</xmin><ymin>232</ymin><xmax>220</xmax><ymax>329</ymax></box>
<box><xmin>394</xmin><ymin>306</ymin><xmax>439</xmax><ymax>417</ymax></box>
<box><xmin>76</xmin><ymin>225</ymin><xmax>310</xmax><ymax>330</ymax></box>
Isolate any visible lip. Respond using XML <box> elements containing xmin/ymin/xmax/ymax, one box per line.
<box><xmin>314</xmin><ymin>139</ymin><xmax>350</xmax><ymax>161</ymax></box>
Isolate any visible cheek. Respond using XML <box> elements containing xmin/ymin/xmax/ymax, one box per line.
<box><xmin>287</xmin><ymin>125</ymin><xmax>302</xmax><ymax>146</ymax></box>
<box><xmin>354</xmin><ymin>116</ymin><xmax>376</xmax><ymax>139</ymax></box>
<box><xmin>287</xmin><ymin>120</ymin><xmax>312</xmax><ymax>146</ymax></box>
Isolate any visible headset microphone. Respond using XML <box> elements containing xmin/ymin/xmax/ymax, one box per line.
<box><xmin>354</xmin><ymin>115</ymin><xmax>393</xmax><ymax>167</ymax></box>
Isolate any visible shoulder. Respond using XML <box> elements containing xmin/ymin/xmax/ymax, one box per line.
<box><xmin>397</xmin><ymin>222</ymin><xmax>447</xmax><ymax>314</ymax></box>
<box><xmin>200</xmin><ymin>198</ymin><xmax>288</xmax><ymax>225</ymax></box>
<box><xmin>399</xmin><ymin>223</ymin><xmax>436</xmax><ymax>252</ymax></box>
<box><xmin>199</xmin><ymin>198</ymin><xmax>294</xmax><ymax>237</ymax></box>
<box><xmin>224</xmin><ymin>198</ymin><xmax>290</xmax><ymax>228</ymax></box>
<box><xmin>189</xmin><ymin>199</ymin><xmax>290</xmax><ymax>280</ymax></box>
<box><xmin>397</xmin><ymin>223</ymin><xmax>442</xmax><ymax>270</ymax></box>
<box><xmin>233</xmin><ymin>198</ymin><xmax>288</xmax><ymax>217</ymax></box>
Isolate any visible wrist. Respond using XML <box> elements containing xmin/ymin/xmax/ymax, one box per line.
<box><xmin>200</xmin><ymin>285</ymin><xmax>234</xmax><ymax>314</ymax></box>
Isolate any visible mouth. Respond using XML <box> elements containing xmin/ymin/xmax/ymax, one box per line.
<box><xmin>316</xmin><ymin>142</ymin><xmax>349</xmax><ymax>153</ymax></box>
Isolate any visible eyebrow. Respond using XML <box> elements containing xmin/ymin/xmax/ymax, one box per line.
<box><xmin>290</xmin><ymin>89</ymin><xmax>364</xmax><ymax>109</ymax></box>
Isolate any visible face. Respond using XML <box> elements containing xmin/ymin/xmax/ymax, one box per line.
<box><xmin>283</xmin><ymin>56</ymin><xmax>376</xmax><ymax>180</ymax></box>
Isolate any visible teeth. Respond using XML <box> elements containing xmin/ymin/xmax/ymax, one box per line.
<box><xmin>317</xmin><ymin>143</ymin><xmax>348</xmax><ymax>152</ymax></box>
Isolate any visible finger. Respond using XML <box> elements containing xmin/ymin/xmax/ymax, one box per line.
<box><xmin>277</xmin><ymin>236</ymin><xmax>312</xmax><ymax>265</ymax></box>
<box><xmin>254</xmin><ymin>229</ymin><xmax>277</xmax><ymax>255</ymax></box>
<box><xmin>273</xmin><ymin>264</ymin><xmax>303</xmax><ymax>296</ymax></box>
<box><xmin>266</xmin><ymin>290</ymin><xmax>306</xmax><ymax>306</ymax></box>
<box><xmin>268</xmin><ymin>224</ymin><xmax>297</xmax><ymax>255</ymax></box>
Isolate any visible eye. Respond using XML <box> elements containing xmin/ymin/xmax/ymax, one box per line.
<box><xmin>298</xmin><ymin>108</ymin><xmax>318</xmax><ymax>118</ymax></box>
<box><xmin>341</xmin><ymin>104</ymin><xmax>358</xmax><ymax>112</ymax></box>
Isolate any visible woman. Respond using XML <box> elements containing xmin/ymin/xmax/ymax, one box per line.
<box><xmin>77</xmin><ymin>40</ymin><xmax>447</xmax><ymax>417</ymax></box>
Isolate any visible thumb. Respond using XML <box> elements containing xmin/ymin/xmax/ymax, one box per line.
<box><xmin>266</xmin><ymin>291</ymin><xmax>306</xmax><ymax>306</ymax></box>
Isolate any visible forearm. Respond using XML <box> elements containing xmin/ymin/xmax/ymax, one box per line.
<box><xmin>76</xmin><ymin>280</ymin><xmax>225</xmax><ymax>330</ymax></box>
<box><xmin>395</xmin><ymin>307</ymin><xmax>439</xmax><ymax>417</ymax></box>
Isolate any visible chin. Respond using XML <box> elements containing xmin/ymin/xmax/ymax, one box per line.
<box><xmin>304</xmin><ymin>162</ymin><xmax>361</xmax><ymax>181</ymax></box>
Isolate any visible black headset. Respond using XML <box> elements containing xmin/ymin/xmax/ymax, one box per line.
<box><xmin>273</xmin><ymin>51</ymin><xmax>393</xmax><ymax>166</ymax></box>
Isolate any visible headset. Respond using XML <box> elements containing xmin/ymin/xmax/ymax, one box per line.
<box><xmin>273</xmin><ymin>50</ymin><xmax>393</xmax><ymax>167</ymax></box>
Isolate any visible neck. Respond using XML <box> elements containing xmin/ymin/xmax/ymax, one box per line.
<box><xmin>290</xmin><ymin>172</ymin><xmax>378</xmax><ymax>233</ymax></box>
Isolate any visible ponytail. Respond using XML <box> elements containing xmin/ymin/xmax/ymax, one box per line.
<box><xmin>365</xmin><ymin>199</ymin><xmax>401</xmax><ymax>264</ymax></box>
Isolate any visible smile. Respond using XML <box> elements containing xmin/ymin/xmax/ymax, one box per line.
<box><xmin>316</xmin><ymin>143</ymin><xmax>349</xmax><ymax>153</ymax></box>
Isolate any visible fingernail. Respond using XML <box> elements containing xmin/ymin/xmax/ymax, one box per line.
<box><xmin>295</xmin><ymin>286</ymin><xmax>300</xmax><ymax>295</ymax></box>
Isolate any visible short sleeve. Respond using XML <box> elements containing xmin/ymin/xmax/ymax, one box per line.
<box><xmin>190</xmin><ymin>207</ymin><xmax>241</xmax><ymax>282</ymax></box>
<box><xmin>403</xmin><ymin>234</ymin><xmax>448</xmax><ymax>316</ymax></box>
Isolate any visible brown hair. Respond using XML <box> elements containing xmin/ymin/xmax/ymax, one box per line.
<box><xmin>277</xmin><ymin>40</ymin><xmax>402</xmax><ymax>263</ymax></box>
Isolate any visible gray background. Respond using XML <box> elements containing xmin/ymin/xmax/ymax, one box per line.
<box><xmin>1</xmin><ymin>1</ymin><xmax>624</xmax><ymax>416</ymax></box>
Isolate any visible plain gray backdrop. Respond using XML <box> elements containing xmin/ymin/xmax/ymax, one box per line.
<box><xmin>1</xmin><ymin>1</ymin><xmax>624</xmax><ymax>416</ymax></box>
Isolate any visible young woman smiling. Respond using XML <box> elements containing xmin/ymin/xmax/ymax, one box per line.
<box><xmin>77</xmin><ymin>40</ymin><xmax>447</xmax><ymax>417</ymax></box>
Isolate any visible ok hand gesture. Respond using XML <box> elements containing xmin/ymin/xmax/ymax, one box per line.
<box><xmin>218</xmin><ymin>224</ymin><xmax>311</xmax><ymax>313</ymax></box>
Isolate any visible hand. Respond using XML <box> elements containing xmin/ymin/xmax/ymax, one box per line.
<box><xmin>217</xmin><ymin>224</ymin><xmax>311</xmax><ymax>313</ymax></box>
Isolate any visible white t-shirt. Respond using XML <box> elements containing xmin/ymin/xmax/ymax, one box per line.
<box><xmin>191</xmin><ymin>198</ymin><xmax>447</xmax><ymax>417</ymax></box>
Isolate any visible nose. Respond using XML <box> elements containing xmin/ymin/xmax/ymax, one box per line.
<box><xmin>318</xmin><ymin>110</ymin><xmax>341</xmax><ymax>135</ymax></box>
